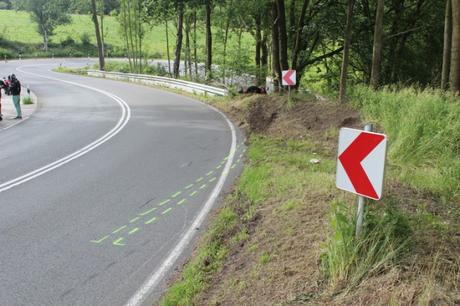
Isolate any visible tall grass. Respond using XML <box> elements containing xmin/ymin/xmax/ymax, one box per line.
<box><xmin>321</xmin><ymin>201</ymin><xmax>411</xmax><ymax>291</ymax></box>
<box><xmin>350</xmin><ymin>86</ymin><xmax>460</xmax><ymax>199</ymax></box>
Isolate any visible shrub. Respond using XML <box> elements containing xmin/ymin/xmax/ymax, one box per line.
<box><xmin>60</xmin><ymin>36</ymin><xmax>76</xmax><ymax>48</ymax></box>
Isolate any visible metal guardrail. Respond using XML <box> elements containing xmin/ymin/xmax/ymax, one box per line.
<box><xmin>87</xmin><ymin>70</ymin><xmax>228</xmax><ymax>97</ymax></box>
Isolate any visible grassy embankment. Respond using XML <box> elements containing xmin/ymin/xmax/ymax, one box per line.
<box><xmin>159</xmin><ymin>87</ymin><xmax>459</xmax><ymax>305</ymax></box>
<box><xmin>0</xmin><ymin>9</ymin><xmax>254</xmax><ymax>64</ymax></box>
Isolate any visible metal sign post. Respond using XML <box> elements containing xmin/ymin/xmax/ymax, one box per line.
<box><xmin>355</xmin><ymin>124</ymin><xmax>372</xmax><ymax>238</ymax></box>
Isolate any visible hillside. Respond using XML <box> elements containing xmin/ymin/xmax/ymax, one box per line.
<box><xmin>159</xmin><ymin>89</ymin><xmax>460</xmax><ymax>305</ymax></box>
<box><xmin>0</xmin><ymin>9</ymin><xmax>254</xmax><ymax>62</ymax></box>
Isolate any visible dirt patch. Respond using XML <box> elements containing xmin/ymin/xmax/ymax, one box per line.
<box><xmin>218</xmin><ymin>94</ymin><xmax>361</xmax><ymax>143</ymax></box>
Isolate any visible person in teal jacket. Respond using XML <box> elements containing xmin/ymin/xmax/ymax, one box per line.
<box><xmin>10</xmin><ymin>74</ymin><xmax>21</xmax><ymax>119</ymax></box>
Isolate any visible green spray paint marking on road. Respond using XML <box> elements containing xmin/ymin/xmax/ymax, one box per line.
<box><xmin>145</xmin><ymin>216</ymin><xmax>157</xmax><ymax>225</ymax></box>
<box><xmin>177</xmin><ymin>199</ymin><xmax>187</xmax><ymax>205</ymax></box>
<box><xmin>139</xmin><ymin>207</ymin><xmax>157</xmax><ymax>216</ymax></box>
<box><xmin>129</xmin><ymin>217</ymin><xmax>140</xmax><ymax>223</ymax></box>
<box><xmin>113</xmin><ymin>238</ymin><xmax>125</xmax><ymax>246</ymax></box>
<box><xmin>129</xmin><ymin>228</ymin><xmax>140</xmax><ymax>235</ymax></box>
<box><xmin>91</xmin><ymin>235</ymin><xmax>109</xmax><ymax>244</ymax></box>
<box><xmin>93</xmin><ymin>147</ymin><xmax>248</xmax><ymax>247</ymax></box>
<box><xmin>158</xmin><ymin>199</ymin><xmax>171</xmax><ymax>206</ymax></box>
<box><xmin>112</xmin><ymin>225</ymin><xmax>127</xmax><ymax>234</ymax></box>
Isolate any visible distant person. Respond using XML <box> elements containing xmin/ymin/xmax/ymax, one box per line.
<box><xmin>0</xmin><ymin>79</ymin><xmax>3</xmax><ymax>121</ymax></box>
<box><xmin>3</xmin><ymin>76</ymin><xmax>10</xmax><ymax>95</ymax></box>
<box><xmin>10</xmin><ymin>74</ymin><xmax>22</xmax><ymax>119</ymax></box>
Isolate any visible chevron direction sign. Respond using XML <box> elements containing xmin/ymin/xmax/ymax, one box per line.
<box><xmin>336</xmin><ymin>128</ymin><xmax>387</xmax><ymax>200</ymax></box>
<box><xmin>282</xmin><ymin>70</ymin><xmax>296</xmax><ymax>86</ymax></box>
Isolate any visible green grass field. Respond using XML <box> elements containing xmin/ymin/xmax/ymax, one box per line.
<box><xmin>0</xmin><ymin>9</ymin><xmax>255</xmax><ymax>63</ymax></box>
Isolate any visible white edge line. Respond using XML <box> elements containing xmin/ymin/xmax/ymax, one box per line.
<box><xmin>0</xmin><ymin>64</ymin><xmax>131</xmax><ymax>193</ymax></box>
<box><xmin>125</xmin><ymin>104</ymin><xmax>237</xmax><ymax>306</ymax></box>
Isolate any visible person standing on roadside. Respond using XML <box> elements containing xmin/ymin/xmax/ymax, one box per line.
<box><xmin>0</xmin><ymin>79</ymin><xmax>3</xmax><ymax>121</ymax></box>
<box><xmin>10</xmin><ymin>74</ymin><xmax>22</xmax><ymax>119</ymax></box>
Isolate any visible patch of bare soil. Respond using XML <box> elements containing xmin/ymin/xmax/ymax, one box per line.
<box><xmin>217</xmin><ymin>94</ymin><xmax>360</xmax><ymax>143</ymax></box>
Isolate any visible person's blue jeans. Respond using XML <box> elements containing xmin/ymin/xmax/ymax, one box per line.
<box><xmin>13</xmin><ymin>95</ymin><xmax>21</xmax><ymax>118</ymax></box>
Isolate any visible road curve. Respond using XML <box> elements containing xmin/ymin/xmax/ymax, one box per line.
<box><xmin>0</xmin><ymin>59</ymin><xmax>245</xmax><ymax>306</ymax></box>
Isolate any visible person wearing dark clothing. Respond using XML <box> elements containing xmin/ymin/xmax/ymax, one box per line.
<box><xmin>0</xmin><ymin>80</ymin><xmax>3</xmax><ymax>121</ymax></box>
<box><xmin>10</xmin><ymin>74</ymin><xmax>21</xmax><ymax>119</ymax></box>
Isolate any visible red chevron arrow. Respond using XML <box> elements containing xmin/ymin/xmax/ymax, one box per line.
<box><xmin>338</xmin><ymin>132</ymin><xmax>385</xmax><ymax>199</ymax></box>
<box><xmin>282</xmin><ymin>70</ymin><xmax>296</xmax><ymax>86</ymax></box>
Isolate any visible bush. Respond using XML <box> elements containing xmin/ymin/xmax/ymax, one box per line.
<box><xmin>22</xmin><ymin>96</ymin><xmax>33</xmax><ymax>105</ymax></box>
<box><xmin>60</xmin><ymin>36</ymin><xmax>76</xmax><ymax>48</ymax></box>
<box><xmin>80</xmin><ymin>33</ymin><xmax>91</xmax><ymax>46</ymax></box>
<box><xmin>350</xmin><ymin>86</ymin><xmax>460</xmax><ymax>199</ymax></box>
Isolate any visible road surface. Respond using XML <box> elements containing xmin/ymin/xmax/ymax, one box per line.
<box><xmin>0</xmin><ymin>59</ymin><xmax>245</xmax><ymax>305</ymax></box>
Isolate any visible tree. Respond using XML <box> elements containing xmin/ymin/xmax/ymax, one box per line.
<box><xmin>91</xmin><ymin>0</ymin><xmax>105</xmax><ymax>70</ymax></box>
<box><xmin>276</xmin><ymin>0</ymin><xmax>289</xmax><ymax>73</ymax></box>
<box><xmin>205</xmin><ymin>0</ymin><xmax>213</xmax><ymax>80</ymax></box>
<box><xmin>441</xmin><ymin>0</ymin><xmax>452</xmax><ymax>90</ymax></box>
<box><xmin>16</xmin><ymin>0</ymin><xmax>71</xmax><ymax>51</ymax></box>
<box><xmin>450</xmin><ymin>0</ymin><xmax>460</xmax><ymax>93</ymax></box>
<box><xmin>370</xmin><ymin>0</ymin><xmax>385</xmax><ymax>89</ymax></box>
<box><xmin>174</xmin><ymin>1</ymin><xmax>185</xmax><ymax>78</ymax></box>
<box><xmin>339</xmin><ymin>0</ymin><xmax>356</xmax><ymax>103</ymax></box>
<box><xmin>118</xmin><ymin>0</ymin><xmax>145</xmax><ymax>73</ymax></box>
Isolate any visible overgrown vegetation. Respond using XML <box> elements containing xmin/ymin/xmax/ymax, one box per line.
<box><xmin>351</xmin><ymin>86</ymin><xmax>460</xmax><ymax>199</ymax></box>
<box><xmin>321</xmin><ymin>200</ymin><xmax>411</xmax><ymax>291</ymax></box>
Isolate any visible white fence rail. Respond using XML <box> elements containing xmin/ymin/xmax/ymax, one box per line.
<box><xmin>87</xmin><ymin>70</ymin><xmax>228</xmax><ymax>97</ymax></box>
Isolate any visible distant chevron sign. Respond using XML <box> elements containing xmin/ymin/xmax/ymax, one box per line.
<box><xmin>336</xmin><ymin>128</ymin><xmax>387</xmax><ymax>200</ymax></box>
<box><xmin>282</xmin><ymin>70</ymin><xmax>296</xmax><ymax>86</ymax></box>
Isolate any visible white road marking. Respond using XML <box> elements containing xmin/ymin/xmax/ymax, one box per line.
<box><xmin>0</xmin><ymin>64</ymin><xmax>131</xmax><ymax>194</ymax></box>
<box><xmin>125</xmin><ymin>101</ymin><xmax>237</xmax><ymax>306</ymax></box>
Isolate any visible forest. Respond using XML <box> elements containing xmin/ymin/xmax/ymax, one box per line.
<box><xmin>4</xmin><ymin>0</ymin><xmax>459</xmax><ymax>96</ymax></box>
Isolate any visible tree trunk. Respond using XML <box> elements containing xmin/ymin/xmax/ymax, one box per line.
<box><xmin>193</xmin><ymin>10</ymin><xmax>198</xmax><ymax>79</ymax></box>
<box><xmin>451</xmin><ymin>0</ymin><xmax>460</xmax><ymax>94</ymax></box>
<box><xmin>339</xmin><ymin>0</ymin><xmax>356</xmax><ymax>103</ymax></box>
<box><xmin>174</xmin><ymin>2</ymin><xmax>184</xmax><ymax>79</ymax></box>
<box><xmin>276</xmin><ymin>0</ymin><xmax>289</xmax><ymax>71</ymax></box>
<box><xmin>255</xmin><ymin>14</ymin><xmax>262</xmax><ymax>84</ymax></box>
<box><xmin>165</xmin><ymin>20</ymin><xmax>172</xmax><ymax>77</ymax></box>
<box><xmin>261</xmin><ymin>31</ymin><xmax>269</xmax><ymax>77</ymax></box>
<box><xmin>91</xmin><ymin>0</ymin><xmax>105</xmax><ymax>70</ymax></box>
<box><xmin>442</xmin><ymin>0</ymin><xmax>452</xmax><ymax>90</ymax></box>
<box><xmin>291</xmin><ymin>0</ymin><xmax>309</xmax><ymax>70</ymax></box>
<box><xmin>222</xmin><ymin>1</ymin><xmax>232</xmax><ymax>84</ymax></box>
<box><xmin>100</xmin><ymin>0</ymin><xmax>105</xmax><ymax>57</ymax></box>
<box><xmin>272</xmin><ymin>1</ymin><xmax>282</xmax><ymax>86</ymax></box>
<box><xmin>205</xmin><ymin>0</ymin><xmax>213</xmax><ymax>80</ymax></box>
<box><xmin>370</xmin><ymin>0</ymin><xmax>385</xmax><ymax>89</ymax></box>
<box><xmin>185</xmin><ymin>13</ymin><xmax>192</xmax><ymax>78</ymax></box>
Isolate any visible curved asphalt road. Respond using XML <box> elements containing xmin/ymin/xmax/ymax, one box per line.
<box><xmin>0</xmin><ymin>59</ymin><xmax>245</xmax><ymax>305</ymax></box>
